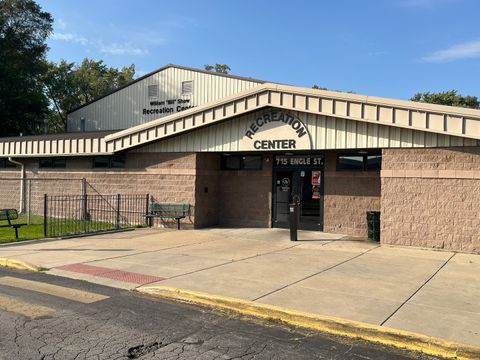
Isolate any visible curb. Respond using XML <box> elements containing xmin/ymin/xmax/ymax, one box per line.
<box><xmin>0</xmin><ymin>258</ymin><xmax>39</xmax><ymax>271</ymax></box>
<box><xmin>137</xmin><ymin>286</ymin><xmax>480</xmax><ymax>360</ymax></box>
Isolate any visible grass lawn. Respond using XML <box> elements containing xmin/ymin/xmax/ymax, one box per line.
<box><xmin>0</xmin><ymin>214</ymin><xmax>44</xmax><ymax>243</ymax></box>
<box><xmin>0</xmin><ymin>213</ymin><xmax>145</xmax><ymax>244</ymax></box>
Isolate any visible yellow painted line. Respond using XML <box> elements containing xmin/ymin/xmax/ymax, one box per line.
<box><xmin>0</xmin><ymin>294</ymin><xmax>55</xmax><ymax>319</ymax></box>
<box><xmin>0</xmin><ymin>277</ymin><xmax>109</xmax><ymax>304</ymax></box>
<box><xmin>138</xmin><ymin>286</ymin><xmax>480</xmax><ymax>360</ymax></box>
<box><xmin>0</xmin><ymin>258</ymin><xmax>39</xmax><ymax>271</ymax></box>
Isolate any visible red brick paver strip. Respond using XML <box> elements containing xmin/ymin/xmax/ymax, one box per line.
<box><xmin>56</xmin><ymin>263</ymin><xmax>165</xmax><ymax>285</ymax></box>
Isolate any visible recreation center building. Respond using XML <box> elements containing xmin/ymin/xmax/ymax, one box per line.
<box><xmin>1</xmin><ymin>64</ymin><xmax>479</xmax><ymax>253</ymax></box>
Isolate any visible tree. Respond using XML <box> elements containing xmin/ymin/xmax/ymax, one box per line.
<box><xmin>44</xmin><ymin>59</ymin><xmax>135</xmax><ymax>132</ymax></box>
<box><xmin>204</xmin><ymin>63</ymin><xmax>231</xmax><ymax>74</ymax></box>
<box><xmin>410</xmin><ymin>90</ymin><xmax>479</xmax><ymax>109</ymax></box>
<box><xmin>0</xmin><ymin>0</ymin><xmax>53</xmax><ymax>136</ymax></box>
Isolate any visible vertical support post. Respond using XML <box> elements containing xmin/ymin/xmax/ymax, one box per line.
<box><xmin>83</xmin><ymin>193</ymin><xmax>88</xmax><ymax>233</ymax></box>
<box><xmin>27</xmin><ymin>179</ymin><xmax>31</xmax><ymax>225</ymax></box>
<box><xmin>116</xmin><ymin>194</ymin><xmax>121</xmax><ymax>229</ymax></box>
<box><xmin>43</xmin><ymin>194</ymin><xmax>47</xmax><ymax>238</ymax></box>
<box><xmin>145</xmin><ymin>194</ymin><xmax>150</xmax><ymax>227</ymax></box>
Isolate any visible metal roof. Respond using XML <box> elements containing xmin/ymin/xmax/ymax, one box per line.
<box><xmin>103</xmin><ymin>83</ymin><xmax>480</xmax><ymax>152</ymax></box>
<box><xmin>66</xmin><ymin>64</ymin><xmax>268</xmax><ymax>114</ymax></box>
<box><xmin>2</xmin><ymin>83</ymin><xmax>480</xmax><ymax>157</ymax></box>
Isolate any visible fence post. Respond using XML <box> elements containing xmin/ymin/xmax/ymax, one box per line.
<box><xmin>27</xmin><ymin>179</ymin><xmax>31</xmax><ymax>225</ymax></box>
<box><xmin>116</xmin><ymin>194</ymin><xmax>121</xmax><ymax>229</ymax></box>
<box><xmin>83</xmin><ymin>193</ymin><xmax>88</xmax><ymax>233</ymax></box>
<box><xmin>145</xmin><ymin>194</ymin><xmax>150</xmax><ymax>227</ymax></box>
<box><xmin>43</xmin><ymin>194</ymin><xmax>47</xmax><ymax>238</ymax></box>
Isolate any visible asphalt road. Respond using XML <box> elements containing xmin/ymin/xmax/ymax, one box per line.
<box><xmin>0</xmin><ymin>267</ymin><xmax>442</xmax><ymax>360</ymax></box>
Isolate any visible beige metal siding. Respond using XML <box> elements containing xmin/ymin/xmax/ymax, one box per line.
<box><xmin>68</xmin><ymin>67</ymin><xmax>261</xmax><ymax>132</ymax></box>
<box><xmin>106</xmin><ymin>84</ymin><xmax>480</xmax><ymax>152</ymax></box>
<box><xmin>133</xmin><ymin>110</ymin><xmax>480</xmax><ymax>153</ymax></box>
<box><xmin>0</xmin><ymin>135</ymin><xmax>110</xmax><ymax>157</ymax></box>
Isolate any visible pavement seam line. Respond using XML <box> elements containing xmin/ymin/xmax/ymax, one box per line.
<box><xmin>252</xmin><ymin>245</ymin><xmax>380</xmax><ymax>302</ymax></box>
<box><xmin>380</xmin><ymin>252</ymin><xmax>457</xmax><ymax>326</ymax></box>
<box><xmin>81</xmin><ymin>237</ymin><xmax>227</xmax><ymax>264</ymax></box>
<box><xmin>137</xmin><ymin>286</ymin><xmax>480</xmax><ymax>360</ymax></box>
<box><xmin>137</xmin><ymin>243</ymin><xmax>303</xmax><ymax>286</ymax></box>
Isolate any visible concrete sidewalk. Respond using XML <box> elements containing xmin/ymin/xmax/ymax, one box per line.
<box><xmin>0</xmin><ymin>227</ymin><xmax>479</xmax><ymax>347</ymax></box>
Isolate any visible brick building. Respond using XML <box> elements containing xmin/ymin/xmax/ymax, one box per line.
<box><xmin>1</xmin><ymin>64</ymin><xmax>479</xmax><ymax>253</ymax></box>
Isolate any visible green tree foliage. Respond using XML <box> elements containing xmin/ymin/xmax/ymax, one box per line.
<box><xmin>410</xmin><ymin>90</ymin><xmax>479</xmax><ymax>109</ymax></box>
<box><xmin>0</xmin><ymin>0</ymin><xmax>53</xmax><ymax>136</ymax></box>
<box><xmin>204</xmin><ymin>63</ymin><xmax>231</xmax><ymax>74</ymax></box>
<box><xmin>44</xmin><ymin>59</ymin><xmax>135</xmax><ymax>132</ymax></box>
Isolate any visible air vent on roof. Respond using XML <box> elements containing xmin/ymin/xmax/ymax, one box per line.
<box><xmin>182</xmin><ymin>80</ymin><xmax>193</xmax><ymax>95</ymax></box>
<box><xmin>148</xmin><ymin>84</ymin><xmax>158</xmax><ymax>99</ymax></box>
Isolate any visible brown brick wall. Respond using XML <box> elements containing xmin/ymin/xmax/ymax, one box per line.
<box><xmin>381</xmin><ymin>147</ymin><xmax>480</xmax><ymax>253</ymax></box>
<box><xmin>217</xmin><ymin>155</ymin><xmax>272</xmax><ymax>227</ymax></box>
<box><xmin>194</xmin><ymin>153</ymin><xmax>220</xmax><ymax>228</ymax></box>
<box><xmin>0</xmin><ymin>153</ymin><xmax>197</xmax><ymax>227</ymax></box>
<box><xmin>323</xmin><ymin>153</ymin><xmax>381</xmax><ymax>237</ymax></box>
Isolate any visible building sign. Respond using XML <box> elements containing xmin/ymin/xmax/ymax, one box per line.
<box><xmin>239</xmin><ymin>111</ymin><xmax>312</xmax><ymax>151</ymax></box>
<box><xmin>142</xmin><ymin>98</ymin><xmax>194</xmax><ymax>115</ymax></box>
<box><xmin>274</xmin><ymin>155</ymin><xmax>324</xmax><ymax>167</ymax></box>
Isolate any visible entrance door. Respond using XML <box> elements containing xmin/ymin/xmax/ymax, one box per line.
<box><xmin>273</xmin><ymin>168</ymin><xmax>324</xmax><ymax>231</ymax></box>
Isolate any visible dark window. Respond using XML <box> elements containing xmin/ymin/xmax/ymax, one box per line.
<box><xmin>221</xmin><ymin>154</ymin><xmax>262</xmax><ymax>170</ymax></box>
<box><xmin>337</xmin><ymin>155</ymin><xmax>364</xmax><ymax>171</ymax></box>
<box><xmin>0</xmin><ymin>159</ymin><xmax>16</xmax><ymax>168</ymax></box>
<box><xmin>242</xmin><ymin>155</ymin><xmax>262</xmax><ymax>170</ymax></box>
<box><xmin>336</xmin><ymin>153</ymin><xmax>381</xmax><ymax>171</ymax></box>
<box><xmin>39</xmin><ymin>157</ymin><xmax>66</xmax><ymax>169</ymax></box>
<box><xmin>366</xmin><ymin>155</ymin><xmax>382</xmax><ymax>171</ymax></box>
<box><xmin>223</xmin><ymin>155</ymin><xmax>241</xmax><ymax>170</ymax></box>
<box><xmin>93</xmin><ymin>155</ymin><xmax>126</xmax><ymax>169</ymax></box>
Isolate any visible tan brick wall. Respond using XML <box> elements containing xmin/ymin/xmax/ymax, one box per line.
<box><xmin>0</xmin><ymin>172</ymin><xmax>22</xmax><ymax>210</ymax></box>
<box><xmin>217</xmin><ymin>155</ymin><xmax>272</xmax><ymax>227</ymax></box>
<box><xmin>381</xmin><ymin>147</ymin><xmax>480</xmax><ymax>253</ymax></box>
<box><xmin>323</xmin><ymin>153</ymin><xmax>381</xmax><ymax>236</ymax></box>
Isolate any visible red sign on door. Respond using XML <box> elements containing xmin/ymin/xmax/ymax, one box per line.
<box><xmin>311</xmin><ymin>171</ymin><xmax>321</xmax><ymax>199</ymax></box>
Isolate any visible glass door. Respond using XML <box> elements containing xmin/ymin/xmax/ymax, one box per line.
<box><xmin>273</xmin><ymin>168</ymin><xmax>323</xmax><ymax>230</ymax></box>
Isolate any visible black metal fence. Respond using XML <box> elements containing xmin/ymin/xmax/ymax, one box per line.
<box><xmin>44</xmin><ymin>193</ymin><xmax>149</xmax><ymax>238</ymax></box>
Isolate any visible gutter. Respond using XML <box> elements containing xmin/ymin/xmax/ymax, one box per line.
<box><xmin>7</xmin><ymin>157</ymin><xmax>25</xmax><ymax>213</ymax></box>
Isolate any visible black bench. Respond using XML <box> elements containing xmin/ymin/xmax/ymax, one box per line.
<box><xmin>145</xmin><ymin>203</ymin><xmax>190</xmax><ymax>230</ymax></box>
<box><xmin>0</xmin><ymin>209</ymin><xmax>26</xmax><ymax>240</ymax></box>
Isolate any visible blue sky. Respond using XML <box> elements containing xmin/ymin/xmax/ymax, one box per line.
<box><xmin>38</xmin><ymin>0</ymin><xmax>479</xmax><ymax>100</ymax></box>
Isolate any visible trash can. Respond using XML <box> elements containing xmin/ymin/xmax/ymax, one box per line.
<box><xmin>366</xmin><ymin>211</ymin><xmax>380</xmax><ymax>242</ymax></box>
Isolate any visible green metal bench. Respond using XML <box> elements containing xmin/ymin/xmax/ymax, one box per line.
<box><xmin>0</xmin><ymin>209</ymin><xmax>26</xmax><ymax>240</ymax></box>
<box><xmin>145</xmin><ymin>203</ymin><xmax>190</xmax><ymax>230</ymax></box>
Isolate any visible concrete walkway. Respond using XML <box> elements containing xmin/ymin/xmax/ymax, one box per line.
<box><xmin>0</xmin><ymin>228</ymin><xmax>479</xmax><ymax>347</ymax></box>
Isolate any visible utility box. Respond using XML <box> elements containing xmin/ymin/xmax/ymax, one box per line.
<box><xmin>366</xmin><ymin>211</ymin><xmax>380</xmax><ymax>242</ymax></box>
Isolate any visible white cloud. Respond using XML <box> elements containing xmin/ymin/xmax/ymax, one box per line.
<box><xmin>422</xmin><ymin>40</ymin><xmax>480</xmax><ymax>62</ymax></box>
<box><xmin>98</xmin><ymin>42</ymin><xmax>148</xmax><ymax>56</ymax></box>
<box><xmin>51</xmin><ymin>32</ymin><xmax>88</xmax><ymax>45</ymax></box>
<box><xmin>56</xmin><ymin>18</ymin><xmax>67</xmax><ymax>30</ymax></box>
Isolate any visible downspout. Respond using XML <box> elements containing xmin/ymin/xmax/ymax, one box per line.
<box><xmin>8</xmin><ymin>157</ymin><xmax>25</xmax><ymax>213</ymax></box>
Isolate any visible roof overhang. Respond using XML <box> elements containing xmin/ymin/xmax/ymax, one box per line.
<box><xmin>103</xmin><ymin>83</ymin><xmax>480</xmax><ymax>153</ymax></box>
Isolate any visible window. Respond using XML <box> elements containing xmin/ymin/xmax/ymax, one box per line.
<box><xmin>337</xmin><ymin>155</ymin><xmax>364</xmax><ymax>171</ymax></box>
<box><xmin>181</xmin><ymin>80</ymin><xmax>193</xmax><ymax>95</ymax></box>
<box><xmin>93</xmin><ymin>155</ymin><xmax>126</xmax><ymax>169</ymax></box>
<box><xmin>148</xmin><ymin>84</ymin><xmax>158</xmax><ymax>99</ymax></box>
<box><xmin>39</xmin><ymin>157</ymin><xmax>66</xmax><ymax>169</ymax></box>
<box><xmin>366</xmin><ymin>155</ymin><xmax>382</xmax><ymax>171</ymax></box>
<box><xmin>221</xmin><ymin>154</ymin><xmax>262</xmax><ymax>170</ymax></box>
<box><xmin>0</xmin><ymin>159</ymin><xmax>16</xmax><ymax>168</ymax></box>
<box><xmin>80</xmin><ymin>117</ymin><xmax>86</xmax><ymax>132</ymax></box>
<box><xmin>336</xmin><ymin>153</ymin><xmax>381</xmax><ymax>171</ymax></box>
